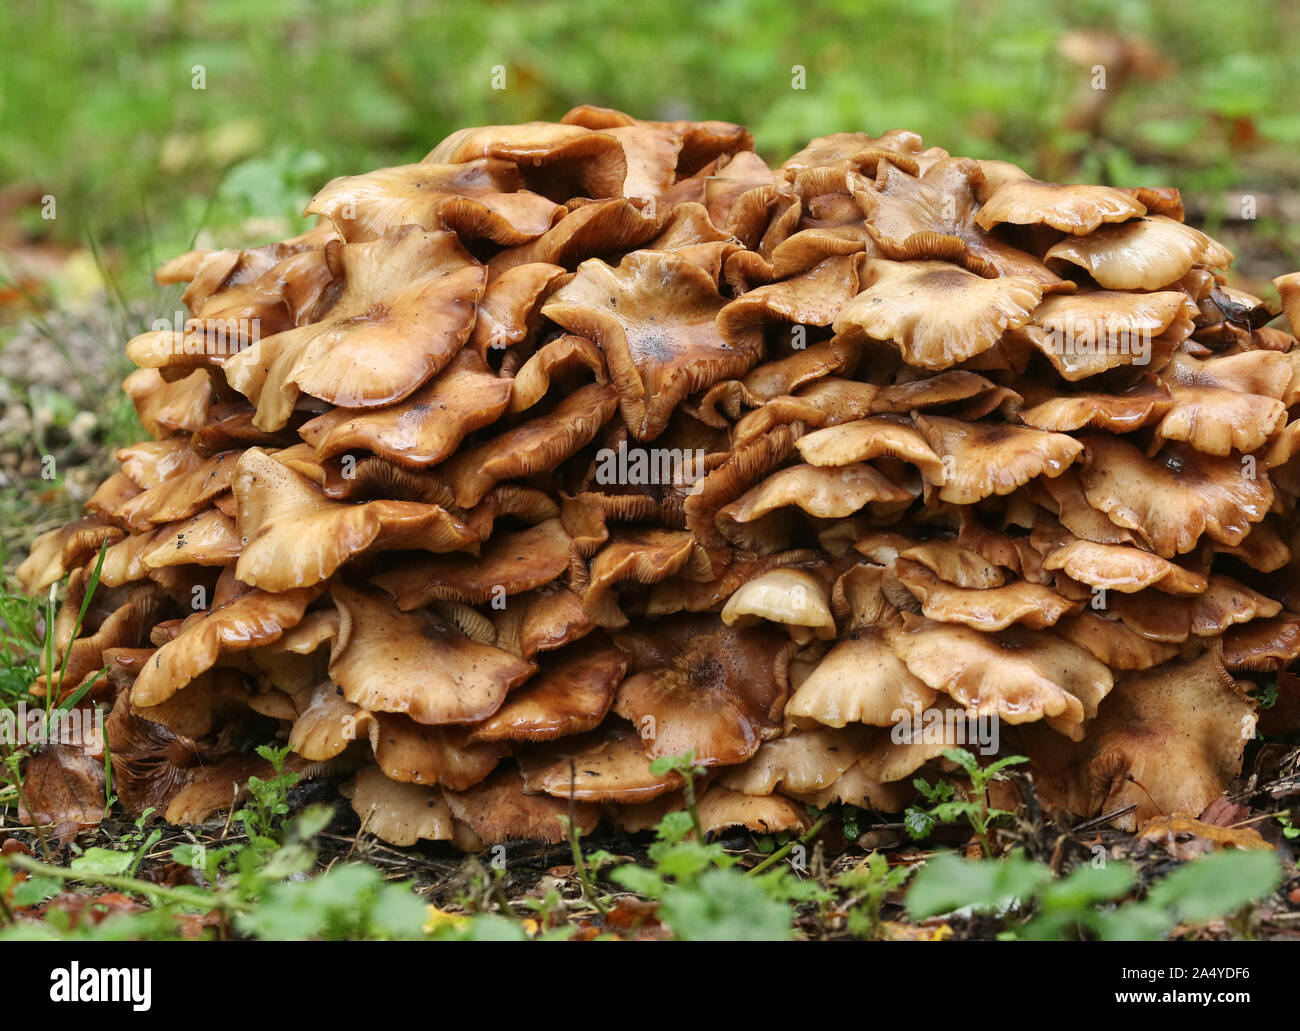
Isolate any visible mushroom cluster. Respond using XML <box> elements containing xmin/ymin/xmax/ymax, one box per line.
<box><xmin>19</xmin><ymin>108</ymin><xmax>1300</xmax><ymax>846</ymax></box>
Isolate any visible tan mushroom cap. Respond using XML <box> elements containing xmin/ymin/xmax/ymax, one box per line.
<box><xmin>975</xmin><ymin>178</ymin><xmax>1147</xmax><ymax>234</ymax></box>
<box><xmin>716</xmin><ymin>252</ymin><xmax>867</xmax><ymax>348</ymax></box>
<box><xmin>581</xmin><ymin>529</ymin><xmax>713</xmax><ymax>627</ymax></box>
<box><xmin>719</xmin><ymin>725</ymin><xmax>873</xmax><ymax>795</ymax></box>
<box><xmin>492</xmin><ymin>583</ymin><xmax>596</xmax><ymax>660</ymax></box>
<box><xmin>786</xmin><ymin>626</ymin><xmax>936</xmax><ymax>728</ymax></box>
<box><xmin>372</xmin><ymin>518</ymin><xmax>572</xmax><ymax>611</ymax></box>
<box><xmin>1107</xmin><ymin>575</ymin><xmax>1282</xmax><ymax>643</ymax></box>
<box><xmin>132</xmin><ymin>586</ymin><xmax>315</xmax><ymax>707</ymax></box>
<box><xmin>893</xmin><ymin>557</ymin><xmax>1074</xmax><ymax>631</ymax></box>
<box><xmin>897</xmin><ymin>539</ymin><xmax>1005</xmax><ymax>588</ymax></box>
<box><xmin>1077</xmin><ymin>435</ymin><xmax>1273</xmax><ymax>557</ymax></box>
<box><xmin>467</xmin><ymin>261</ymin><xmax>567</xmax><ymax>357</ymax></box>
<box><xmin>1221</xmin><ymin>616</ymin><xmax>1300</xmax><ymax>672</ymax></box>
<box><xmin>1155</xmin><ymin>383</ymin><xmax>1287</xmax><ymax>456</ymax></box>
<box><xmin>426</xmin><ymin>120</ymin><xmax>628</xmax><ymax>200</ymax></box>
<box><xmin>1023</xmin><ymin>290</ymin><xmax>1192</xmax><ymax>381</ymax></box>
<box><xmin>1045</xmin><ymin>215</ymin><xmax>1233</xmax><ymax>289</ymax></box>
<box><xmin>123</xmin><ymin>368</ymin><xmax>212</xmax><ymax>439</ymax></box>
<box><xmin>1042</xmin><ymin>539</ymin><xmax>1208</xmax><ymax>595</ymax></box>
<box><xmin>1053</xmin><ymin>611</ymin><xmax>1179</xmax><ymax>670</ymax></box>
<box><xmin>345</xmin><ymin>766</ymin><xmax>453</xmax><ymax>846</ymax></box>
<box><xmin>116</xmin><ymin>437</ymin><xmax>203</xmax><ymax>489</ymax></box>
<box><xmin>232</xmin><ymin>448</ymin><xmax>476</xmax><ymax>591</ymax></box>
<box><xmin>299</xmin><ymin>344</ymin><xmax>513</xmax><ymax>467</ymax></box>
<box><xmin>469</xmin><ymin>642</ymin><xmax>626</xmax><ymax>743</ymax></box>
<box><xmin>1038</xmin><ymin>469</ymin><xmax>1135</xmax><ymax>545</ymax></box>
<box><xmin>720</xmin><ymin>462</ymin><xmax>914</xmax><ymax>524</ymax></box>
<box><xmin>288</xmin><ymin>680</ymin><xmax>372</xmax><ymax>761</ymax></box>
<box><xmin>916</xmin><ymin>415</ymin><xmax>1082</xmax><ymax>504</ymax></box>
<box><xmin>519</xmin><ymin>720</ymin><xmax>681</xmax><ymax>803</ymax></box>
<box><xmin>224</xmin><ymin>228</ymin><xmax>485</xmax><ymax>430</ymax></box>
<box><xmin>445</xmin><ymin>768</ymin><xmax>600</xmax><ymax>846</ymax></box>
<box><xmin>140</xmin><ymin>509</ymin><xmax>241</xmax><ymax>572</ymax></box>
<box><xmin>329</xmin><ymin>584</ymin><xmax>535</xmax><ymax>725</ymax></box>
<box><xmin>544</xmin><ymin>250</ymin><xmax>761</xmax><ymax>439</ymax></box>
<box><xmin>114</xmin><ymin>450</ymin><xmax>242</xmax><ymax>531</ymax></box>
<box><xmin>795</xmin><ymin>415</ymin><xmax>943</xmax><ymax>475</ymax></box>
<box><xmin>720</xmin><ymin>567</ymin><xmax>837</xmax><ymax>639</ymax></box>
<box><xmin>1019</xmin><ymin>376</ymin><xmax>1173</xmax><ymax>433</ymax></box>
<box><xmin>893</xmin><ymin>614</ymin><xmax>1112</xmax><ymax>734</ymax></box>
<box><xmin>1044</xmin><ymin>651</ymin><xmax>1255</xmax><ymax>831</ymax></box>
<box><xmin>437</xmin><ymin>382</ymin><xmax>620</xmax><ymax>508</ymax></box>
<box><xmin>16</xmin><ymin>518</ymin><xmax>124</xmax><ymax>594</ymax></box>
<box><xmin>507</xmin><ymin>334</ymin><xmax>607</xmax><ymax>414</ymax></box>
<box><xmin>834</xmin><ymin>259</ymin><xmax>1042</xmax><ymax>370</ymax></box>
<box><xmin>367</xmin><ymin>713</ymin><xmax>504</xmax><ymax>788</ymax></box>
<box><xmin>856</xmin><ymin>158</ymin><xmax>1066</xmax><ymax>289</ymax></box>
<box><xmin>695</xmin><ymin>787</ymin><xmax>810</xmax><ymax>835</ymax></box>
<box><xmin>305</xmin><ymin>158</ymin><xmax>561</xmax><ymax>245</ymax></box>
<box><xmin>613</xmin><ymin>615</ymin><xmax>792</xmax><ymax>767</ymax></box>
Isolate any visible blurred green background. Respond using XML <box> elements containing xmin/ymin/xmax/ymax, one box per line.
<box><xmin>0</xmin><ymin>0</ymin><xmax>1298</xmax><ymax>554</ymax></box>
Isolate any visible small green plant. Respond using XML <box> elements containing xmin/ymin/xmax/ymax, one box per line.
<box><xmin>231</xmin><ymin>744</ymin><xmax>300</xmax><ymax>854</ymax></box>
<box><xmin>906</xmin><ymin>847</ymin><xmax>1283</xmax><ymax>941</ymax></box>
<box><xmin>904</xmin><ymin>749</ymin><xmax>1027</xmax><ymax>856</ymax></box>
<box><xmin>836</xmin><ymin>851</ymin><xmax>913</xmax><ymax>940</ymax></box>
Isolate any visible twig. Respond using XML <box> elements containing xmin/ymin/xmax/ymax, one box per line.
<box><xmin>1</xmin><ymin>852</ymin><xmax>226</xmax><ymax>911</ymax></box>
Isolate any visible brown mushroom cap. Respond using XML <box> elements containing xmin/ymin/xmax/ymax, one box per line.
<box><xmin>1022</xmin><ymin>290</ymin><xmax>1193</xmax><ymax>381</ymax></box>
<box><xmin>224</xmin><ymin>228</ymin><xmax>485</xmax><ymax>430</ymax></box>
<box><xmin>519</xmin><ymin>719</ymin><xmax>681</xmax><ymax>803</ymax></box>
<box><xmin>1042</xmin><ymin>539</ymin><xmax>1208</xmax><ymax>594</ymax></box>
<box><xmin>298</xmin><ymin>344</ymin><xmax>513</xmax><ymax>467</ymax></box>
<box><xmin>795</xmin><ymin>415</ymin><xmax>943</xmax><ymax>475</ymax></box>
<box><xmin>893</xmin><ymin>614</ymin><xmax>1112</xmax><ymax>734</ymax></box>
<box><xmin>893</xmin><ymin>557</ymin><xmax>1075</xmax><ymax>631</ymax></box>
<box><xmin>233</xmin><ymin>447</ymin><xmax>477</xmax><ymax>591</ymax></box>
<box><xmin>1045</xmin><ymin>215</ymin><xmax>1232</xmax><ymax>289</ymax></box>
<box><xmin>132</xmin><ymin>587</ymin><xmax>315</xmax><ymax>707</ymax></box>
<box><xmin>834</xmin><ymin>259</ymin><xmax>1042</xmax><ymax>370</ymax></box>
<box><xmin>719</xmin><ymin>725</ymin><xmax>873</xmax><ymax>795</ymax></box>
<box><xmin>469</xmin><ymin>642</ymin><xmax>626</xmax><ymax>743</ymax></box>
<box><xmin>329</xmin><ymin>584</ymin><xmax>535</xmax><ymax>725</ymax></box>
<box><xmin>975</xmin><ymin>178</ymin><xmax>1146</xmax><ymax>234</ymax></box>
<box><xmin>288</xmin><ymin>680</ymin><xmax>372</xmax><ymax>761</ymax></box>
<box><xmin>612</xmin><ymin>615</ymin><xmax>792</xmax><ymax>766</ymax></box>
<box><xmin>305</xmin><ymin>159</ymin><xmax>561</xmax><ymax>245</ymax></box>
<box><xmin>1077</xmin><ymin>435</ymin><xmax>1273</xmax><ymax>557</ymax></box>
<box><xmin>719</xmin><ymin>462</ymin><xmax>914</xmax><ymax>524</ymax></box>
<box><xmin>443</xmin><ymin>768</ymin><xmax>600</xmax><ymax>845</ymax></box>
<box><xmin>367</xmin><ymin>713</ymin><xmax>504</xmax><ymax>788</ymax></box>
<box><xmin>916</xmin><ymin>415</ymin><xmax>1083</xmax><ymax>504</ymax></box>
<box><xmin>345</xmin><ymin>766</ymin><xmax>453</xmax><ymax>846</ymax></box>
<box><xmin>720</xmin><ymin>567</ymin><xmax>837</xmax><ymax>640</ymax></box>
<box><xmin>786</xmin><ymin>626</ymin><xmax>936</xmax><ymax>728</ymax></box>
<box><xmin>544</xmin><ymin>250</ymin><xmax>761</xmax><ymax>439</ymax></box>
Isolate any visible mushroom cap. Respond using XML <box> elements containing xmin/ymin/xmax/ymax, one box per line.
<box><xmin>893</xmin><ymin>557</ymin><xmax>1075</xmax><ymax>631</ymax></box>
<box><xmin>1053</xmin><ymin>611</ymin><xmax>1179</xmax><ymax>670</ymax></box>
<box><xmin>834</xmin><ymin>259</ymin><xmax>1042</xmax><ymax>370</ymax></box>
<box><xmin>507</xmin><ymin>333</ymin><xmax>608</xmax><ymax>414</ymax></box>
<box><xmin>345</xmin><ymin>766</ymin><xmax>453</xmax><ymax>847</ymax></box>
<box><xmin>367</xmin><ymin>713</ymin><xmax>504</xmax><ymax>788</ymax></box>
<box><xmin>519</xmin><ymin>720</ymin><xmax>681</xmax><ymax>803</ymax></box>
<box><xmin>720</xmin><ymin>462</ymin><xmax>914</xmax><ymax>524</ymax></box>
<box><xmin>223</xmin><ymin>228</ymin><xmax>485</xmax><ymax>430</ymax></box>
<box><xmin>372</xmin><ymin>518</ymin><xmax>572</xmax><ymax>610</ymax></box>
<box><xmin>795</xmin><ymin>415</ymin><xmax>943</xmax><ymax>475</ymax></box>
<box><xmin>123</xmin><ymin>368</ymin><xmax>212</xmax><ymax>439</ymax></box>
<box><xmin>916</xmin><ymin>415</ymin><xmax>1083</xmax><ymax>504</ymax></box>
<box><xmin>974</xmin><ymin>178</ymin><xmax>1147</xmax><ymax>234</ymax></box>
<box><xmin>1045</xmin><ymin>215</ymin><xmax>1232</xmax><ymax>289</ymax></box>
<box><xmin>786</xmin><ymin>629</ymin><xmax>937</xmax><ymax>727</ymax></box>
<box><xmin>288</xmin><ymin>680</ymin><xmax>372</xmax><ymax>761</ymax></box>
<box><xmin>719</xmin><ymin>725</ymin><xmax>873</xmax><ymax>795</ymax></box>
<box><xmin>299</xmin><ymin>344</ymin><xmax>513</xmax><ymax>467</ymax></box>
<box><xmin>897</xmin><ymin>539</ymin><xmax>1005</xmax><ymax>588</ymax></box>
<box><xmin>131</xmin><ymin>586</ymin><xmax>315</xmax><ymax>707</ymax></box>
<box><xmin>233</xmin><ymin>448</ymin><xmax>477</xmax><ymax>591</ymax></box>
<box><xmin>329</xmin><ymin>584</ymin><xmax>535</xmax><ymax>725</ymax></box>
<box><xmin>1042</xmin><ymin>539</ymin><xmax>1208</xmax><ymax>594</ymax></box>
<box><xmin>116</xmin><ymin>450</ymin><xmax>242</xmax><ymax>531</ymax></box>
<box><xmin>437</xmin><ymin>382</ymin><xmax>620</xmax><ymax>508</ymax></box>
<box><xmin>1019</xmin><ymin>376</ymin><xmax>1173</xmax><ymax>433</ymax></box>
<box><xmin>443</xmin><ymin>768</ymin><xmax>600</xmax><ymax>845</ymax></box>
<box><xmin>1023</xmin><ymin>290</ymin><xmax>1193</xmax><ymax>381</ymax></box>
<box><xmin>1155</xmin><ymin>383</ymin><xmax>1286</xmax><ymax>457</ymax></box>
<box><xmin>305</xmin><ymin>159</ymin><xmax>561</xmax><ymax>245</ymax></box>
<box><xmin>544</xmin><ymin>250</ymin><xmax>761</xmax><ymax>439</ymax></box>
<box><xmin>1050</xmin><ymin>651</ymin><xmax>1254</xmax><ymax>831</ymax></box>
<box><xmin>1106</xmin><ymin>575</ymin><xmax>1282</xmax><ymax>643</ymax></box>
<box><xmin>893</xmin><ymin>614</ymin><xmax>1112</xmax><ymax>733</ymax></box>
<box><xmin>16</xmin><ymin>518</ymin><xmax>124</xmax><ymax>594</ymax></box>
<box><xmin>469</xmin><ymin>642</ymin><xmax>626</xmax><ymax>743</ymax></box>
<box><xmin>612</xmin><ymin>615</ymin><xmax>792</xmax><ymax>767</ymax></box>
<box><xmin>720</xmin><ymin>567</ymin><xmax>837</xmax><ymax>639</ymax></box>
<box><xmin>1077</xmin><ymin>435</ymin><xmax>1273</xmax><ymax>557</ymax></box>
<box><xmin>467</xmin><ymin>261</ymin><xmax>567</xmax><ymax>357</ymax></box>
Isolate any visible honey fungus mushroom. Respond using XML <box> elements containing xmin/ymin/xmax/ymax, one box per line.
<box><xmin>14</xmin><ymin>108</ymin><xmax>1296</xmax><ymax>848</ymax></box>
